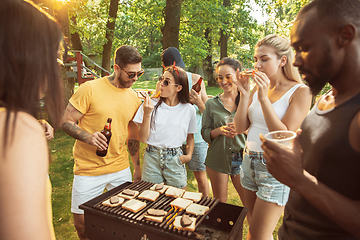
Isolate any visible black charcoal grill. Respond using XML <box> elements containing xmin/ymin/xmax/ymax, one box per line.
<box><xmin>80</xmin><ymin>180</ymin><xmax>248</xmax><ymax>240</ymax></box>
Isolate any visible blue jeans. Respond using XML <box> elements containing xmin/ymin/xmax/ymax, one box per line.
<box><xmin>187</xmin><ymin>142</ymin><xmax>208</xmax><ymax>172</ymax></box>
<box><xmin>240</xmin><ymin>147</ymin><xmax>290</xmax><ymax>206</ymax></box>
<box><xmin>142</xmin><ymin>145</ymin><xmax>187</xmax><ymax>189</ymax></box>
<box><xmin>231</xmin><ymin>151</ymin><xmax>243</xmax><ymax>176</ymax></box>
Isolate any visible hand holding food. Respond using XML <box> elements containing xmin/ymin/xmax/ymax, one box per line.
<box><xmin>234</xmin><ymin>69</ymin><xmax>252</xmax><ymax>97</ymax></box>
<box><xmin>142</xmin><ymin>92</ymin><xmax>154</xmax><ymax>116</ymax></box>
<box><xmin>252</xmin><ymin>71</ymin><xmax>270</xmax><ymax>102</ymax></box>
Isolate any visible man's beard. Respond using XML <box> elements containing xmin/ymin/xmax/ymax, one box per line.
<box><xmin>306</xmin><ymin>77</ymin><xmax>328</xmax><ymax>96</ymax></box>
<box><xmin>117</xmin><ymin>74</ymin><xmax>134</xmax><ymax>88</ymax></box>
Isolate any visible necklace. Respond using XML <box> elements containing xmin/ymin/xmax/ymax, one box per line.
<box><xmin>220</xmin><ymin>94</ymin><xmax>236</xmax><ymax>108</ymax></box>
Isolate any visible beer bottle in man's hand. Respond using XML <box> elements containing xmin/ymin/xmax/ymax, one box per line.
<box><xmin>96</xmin><ymin>118</ymin><xmax>112</xmax><ymax>157</ymax></box>
<box><xmin>192</xmin><ymin>77</ymin><xmax>203</xmax><ymax>93</ymax></box>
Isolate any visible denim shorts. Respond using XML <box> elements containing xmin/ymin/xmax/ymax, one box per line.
<box><xmin>187</xmin><ymin>142</ymin><xmax>208</xmax><ymax>172</ymax></box>
<box><xmin>231</xmin><ymin>151</ymin><xmax>243</xmax><ymax>176</ymax></box>
<box><xmin>240</xmin><ymin>147</ymin><xmax>290</xmax><ymax>206</ymax></box>
<box><xmin>142</xmin><ymin>145</ymin><xmax>187</xmax><ymax>189</ymax></box>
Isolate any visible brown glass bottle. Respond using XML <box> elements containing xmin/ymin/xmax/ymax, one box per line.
<box><xmin>96</xmin><ymin>118</ymin><xmax>112</xmax><ymax>157</ymax></box>
<box><xmin>192</xmin><ymin>77</ymin><xmax>203</xmax><ymax>93</ymax></box>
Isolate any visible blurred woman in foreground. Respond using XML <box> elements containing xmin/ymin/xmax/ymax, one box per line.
<box><xmin>0</xmin><ymin>0</ymin><xmax>65</xmax><ymax>239</ymax></box>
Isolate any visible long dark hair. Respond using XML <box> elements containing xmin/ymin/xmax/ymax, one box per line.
<box><xmin>0</xmin><ymin>0</ymin><xmax>64</xmax><ymax>148</ymax></box>
<box><xmin>151</xmin><ymin>66</ymin><xmax>189</xmax><ymax>128</ymax></box>
<box><xmin>215</xmin><ymin>57</ymin><xmax>242</xmax><ymax>106</ymax></box>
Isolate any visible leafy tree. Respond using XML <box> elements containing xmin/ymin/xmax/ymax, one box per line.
<box><xmin>263</xmin><ymin>0</ymin><xmax>311</xmax><ymax>37</ymax></box>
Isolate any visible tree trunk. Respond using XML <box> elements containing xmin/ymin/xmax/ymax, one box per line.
<box><xmin>70</xmin><ymin>15</ymin><xmax>83</xmax><ymax>51</ymax></box>
<box><xmin>101</xmin><ymin>0</ymin><xmax>119</xmax><ymax>77</ymax></box>
<box><xmin>203</xmin><ymin>28</ymin><xmax>216</xmax><ymax>87</ymax></box>
<box><xmin>32</xmin><ymin>0</ymin><xmax>53</xmax><ymax>16</ymax></box>
<box><xmin>54</xmin><ymin>3</ymin><xmax>70</xmax><ymax>44</ymax></box>
<box><xmin>61</xmin><ymin>64</ymin><xmax>76</xmax><ymax>110</ymax></box>
<box><xmin>220</xmin><ymin>0</ymin><xmax>230</xmax><ymax>59</ymax></box>
<box><xmin>161</xmin><ymin>0</ymin><xmax>182</xmax><ymax>50</ymax></box>
<box><xmin>54</xmin><ymin>2</ymin><xmax>75</xmax><ymax>110</ymax></box>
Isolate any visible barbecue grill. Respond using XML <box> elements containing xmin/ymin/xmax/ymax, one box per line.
<box><xmin>80</xmin><ymin>180</ymin><xmax>248</xmax><ymax>240</ymax></box>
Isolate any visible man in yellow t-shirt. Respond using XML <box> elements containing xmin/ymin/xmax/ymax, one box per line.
<box><xmin>60</xmin><ymin>45</ymin><xmax>143</xmax><ymax>240</ymax></box>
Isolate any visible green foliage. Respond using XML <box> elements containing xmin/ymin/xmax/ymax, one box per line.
<box><xmin>68</xmin><ymin>0</ymin><xmax>264</xmax><ymax>70</ymax></box>
<box><xmin>263</xmin><ymin>0</ymin><xmax>312</xmax><ymax>37</ymax></box>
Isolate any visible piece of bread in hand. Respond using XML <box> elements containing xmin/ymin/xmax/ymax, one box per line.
<box><xmin>241</xmin><ymin>69</ymin><xmax>255</xmax><ymax>76</ymax></box>
<box><xmin>150</xmin><ymin>183</ymin><xmax>169</xmax><ymax>194</ymax></box>
<box><xmin>186</xmin><ymin>203</ymin><xmax>209</xmax><ymax>216</ymax></box>
<box><xmin>138</xmin><ymin>190</ymin><xmax>160</xmax><ymax>202</ymax></box>
<box><xmin>118</xmin><ymin>189</ymin><xmax>139</xmax><ymax>200</ymax></box>
<box><xmin>173</xmin><ymin>215</ymin><xmax>196</xmax><ymax>232</ymax></box>
<box><xmin>122</xmin><ymin>199</ymin><xmax>146</xmax><ymax>213</ymax></box>
<box><xmin>165</xmin><ymin>186</ymin><xmax>185</xmax><ymax>198</ymax></box>
<box><xmin>182</xmin><ymin>191</ymin><xmax>202</xmax><ymax>202</ymax></box>
<box><xmin>170</xmin><ymin>198</ymin><xmax>193</xmax><ymax>210</ymax></box>
<box><xmin>102</xmin><ymin>196</ymin><xmax>125</xmax><ymax>207</ymax></box>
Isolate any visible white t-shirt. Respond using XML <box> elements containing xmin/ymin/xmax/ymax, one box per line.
<box><xmin>133</xmin><ymin>99</ymin><xmax>197</xmax><ymax>148</ymax></box>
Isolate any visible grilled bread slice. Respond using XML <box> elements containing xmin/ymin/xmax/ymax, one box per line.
<box><xmin>165</xmin><ymin>186</ymin><xmax>185</xmax><ymax>198</ymax></box>
<box><xmin>118</xmin><ymin>189</ymin><xmax>139</xmax><ymax>200</ymax></box>
<box><xmin>138</xmin><ymin>190</ymin><xmax>160</xmax><ymax>202</ymax></box>
<box><xmin>102</xmin><ymin>196</ymin><xmax>125</xmax><ymax>207</ymax></box>
<box><xmin>150</xmin><ymin>183</ymin><xmax>169</xmax><ymax>194</ymax></box>
<box><xmin>173</xmin><ymin>215</ymin><xmax>196</xmax><ymax>231</ymax></box>
<box><xmin>170</xmin><ymin>198</ymin><xmax>193</xmax><ymax>210</ymax></box>
<box><xmin>122</xmin><ymin>199</ymin><xmax>146</xmax><ymax>213</ymax></box>
<box><xmin>186</xmin><ymin>203</ymin><xmax>209</xmax><ymax>216</ymax></box>
<box><xmin>182</xmin><ymin>191</ymin><xmax>202</xmax><ymax>202</ymax></box>
<box><xmin>143</xmin><ymin>209</ymin><xmax>168</xmax><ymax>223</ymax></box>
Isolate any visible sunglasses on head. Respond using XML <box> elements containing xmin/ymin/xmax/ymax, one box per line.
<box><xmin>120</xmin><ymin>67</ymin><xmax>144</xmax><ymax>79</ymax></box>
<box><xmin>162</xmin><ymin>62</ymin><xmax>180</xmax><ymax>77</ymax></box>
<box><xmin>216</xmin><ymin>74</ymin><xmax>233</xmax><ymax>83</ymax></box>
<box><xmin>158</xmin><ymin>76</ymin><xmax>178</xmax><ymax>87</ymax></box>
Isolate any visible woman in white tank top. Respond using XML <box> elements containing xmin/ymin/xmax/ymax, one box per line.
<box><xmin>233</xmin><ymin>34</ymin><xmax>312</xmax><ymax>240</ymax></box>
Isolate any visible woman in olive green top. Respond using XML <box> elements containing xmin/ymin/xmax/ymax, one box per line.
<box><xmin>201</xmin><ymin>57</ymin><xmax>246</xmax><ymax>203</ymax></box>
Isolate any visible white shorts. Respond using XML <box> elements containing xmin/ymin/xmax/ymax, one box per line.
<box><xmin>71</xmin><ymin>167</ymin><xmax>132</xmax><ymax>214</ymax></box>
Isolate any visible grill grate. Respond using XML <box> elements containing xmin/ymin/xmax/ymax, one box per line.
<box><xmin>80</xmin><ymin>181</ymin><xmax>248</xmax><ymax>240</ymax></box>
<box><xmin>91</xmin><ymin>180</ymin><xmax>218</xmax><ymax>237</ymax></box>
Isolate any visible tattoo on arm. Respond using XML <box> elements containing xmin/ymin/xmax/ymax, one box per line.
<box><xmin>128</xmin><ymin>139</ymin><xmax>139</xmax><ymax>158</ymax></box>
<box><xmin>108</xmin><ymin>74</ymin><xmax>115</xmax><ymax>81</ymax></box>
<box><xmin>67</xmin><ymin>103</ymin><xmax>82</xmax><ymax>114</ymax></box>
<box><xmin>61</xmin><ymin>122</ymin><xmax>90</xmax><ymax>142</ymax></box>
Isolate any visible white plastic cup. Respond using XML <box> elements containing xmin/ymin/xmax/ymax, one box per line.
<box><xmin>263</xmin><ymin>130</ymin><xmax>296</xmax><ymax>148</ymax></box>
<box><xmin>224</xmin><ymin>116</ymin><xmax>234</xmax><ymax>126</ymax></box>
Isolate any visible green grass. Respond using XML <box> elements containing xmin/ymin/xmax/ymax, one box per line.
<box><xmin>49</xmin><ymin>81</ymin><xmax>282</xmax><ymax>239</ymax></box>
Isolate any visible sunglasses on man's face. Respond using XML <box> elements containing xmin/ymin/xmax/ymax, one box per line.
<box><xmin>158</xmin><ymin>76</ymin><xmax>178</xmax><ymax>87</ymax></box>
<box><xmin>120</xmin><ymin>67</ymin><xmax>144</xmax><ymax>79</ymax></box>
<box><xmin>216</xmin><ymin>74</ymin><xmax>233</xmax><ymax>83</ymax></box>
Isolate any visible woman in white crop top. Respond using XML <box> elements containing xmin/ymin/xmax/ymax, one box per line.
<box><xmin>233</xmin><ymin>34</ymin><xmax>312</xmax><ymax>240</ymax></box>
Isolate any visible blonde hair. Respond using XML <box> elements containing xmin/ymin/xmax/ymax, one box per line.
<box><xmin>256</xmin><ymin>34</ymin><xmax>302</xmax><ymax>83</ymax></box>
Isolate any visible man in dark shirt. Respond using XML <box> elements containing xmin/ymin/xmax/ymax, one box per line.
<box><xmin>261</xmin><ymin>0</ymin><xmax>360</xmax><ymax>239</ymax></box>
